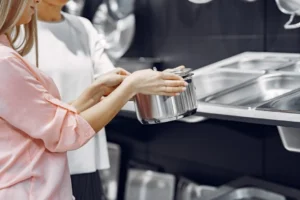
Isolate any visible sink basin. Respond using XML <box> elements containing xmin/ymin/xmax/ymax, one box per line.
<box><xmin>277</xmin><ymin>61</ymin><xmax>300</xmax><ymax>72</ymax></box>
<box><xmin>212</xmin><ymin>187</ymin><xmax>286</xmax><ymax>200</ymax></box>
<box><xmin>193</xmin><ymin>70</ymin><xmax>263</xmax><ymax>99</ymax></box>
<box><xmin>222</xmin><ymin>57</ymin><xmax>291</xmax><ymax>71</ymax></box>
<box><xmin>204</xmin><ymin>74</ymin><xmax>300</xmax><ymax>108</ymax></box>
<box><xmin>258</xmin><ymin>90</ymin><xmax>300</xmax><ymax>113</ymax></box>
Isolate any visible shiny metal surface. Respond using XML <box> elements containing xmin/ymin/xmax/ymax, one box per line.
<box><xmin>106</xmin><ymin>0</ymin><xmax>135</xmax><ymax>20</ymax></box>
<box><xmin>221</xmin><ymin>57</ymin><xmax>292</xmax><ymax>71</ymax></box>
<box><xmin>99</xmin><ymin>143</ymin><xmax>121</xmax><ymax>200</ymax></box>
<box><xmin>135</xmin><ymin>72</ymin><xmax>198</xmax><ymax>124</ymax></box>
<box><xmin>258</xmin><ymin>89</ymin><xmax>300</xmax><ymax>113</ymax></box>
<box><xmin>125</xmin><ymin>169</ymin><xmax>175</xmax><ymax>200</ymax></box>
<box><xmin>194</xmin><ymin>70</ymin><xmax>263</xmax><ymax>99</ymax></box>
<box><xmin>204</xmin><ymin>74</ymin><xmax>300</xmax><ymax>108</ymax></box>
<box><xmin>93</xmin><ymin>3</ymin><xmax>135</xmax><ymax>61</ymax></box>
<box><xmin>276</xmin><ymin>61</ymin><xmax>300</xmax><ymax>72</ymax></box>
<box><xmin>176</xmin><ymin>178</ymin><xmax>216</xmax><ymax>200</ymax></box>
<box><xmin>275</xmin><ymin>0</ymin><xmax>300</xmax><ymax>15</ymax></box>
<box><xmin>212</xmin><ymin>187</ymin><xmax>286</xmax><ymax>200</ymax></box>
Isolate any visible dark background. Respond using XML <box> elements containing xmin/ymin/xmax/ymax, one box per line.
<box><xmin>82</xmin><ymin>0</ymin><xmax>300</xmax><ymax>198</ymax></box>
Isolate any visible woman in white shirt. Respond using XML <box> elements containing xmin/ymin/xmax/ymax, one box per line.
<box><xmin>25</xmin><ymin>0</ymin><xmax>186</xmax><ymax>199</ymax></box>
<box><xmin>25</xmin><ymin>0</ymin><xmax>132</xmax><ymax>199</ymax></box>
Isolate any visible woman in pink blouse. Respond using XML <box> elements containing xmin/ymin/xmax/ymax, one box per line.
<box><xmin>0</xmin><ymin>0</ymin><xmax>187</xmax><ymax>199</ymax></box>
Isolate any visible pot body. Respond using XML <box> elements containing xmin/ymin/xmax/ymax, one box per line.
<box><xmin>134</xmin><ymin>74</ymin><xmax>198</xmax><ymax>124</ymax></box>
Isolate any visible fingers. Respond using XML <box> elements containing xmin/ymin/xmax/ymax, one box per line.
<box><xmin>157</xmin><ymin>72</ymin><xmax>187</xmax><ymax>96</ymax></box>
<box><xmin>176</xmin><ymin>65</ymin><xmax>185</xmax><ymax>70</ymax></box>
<box><xmin>164</xmin><ymin>65</ymin><xmax>185</xmax><ymax>72</ymax></box>
<box><xmin>113</xmin><ymin>75</ymin><xmax>127</xmax><ymax>85</ymax></box>
<box><xmin>163</xmin><ymin>80</ymin><xmax>188</xmax><ymax>87</ymax></box>
<box><xmin>161</xmin><ymin>72</ymin><xmax>183</xmax><ymax>80</ymax></box>
<box><xmin>115</xmin><ymin>67</ymin><xmax>131</xmax><ymax>76</ymax></box>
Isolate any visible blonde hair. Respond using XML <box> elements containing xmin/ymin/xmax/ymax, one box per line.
<box><xmin>0</xmin><ymin>0</ymin><xmax>39</xmax><ymax>66</ymax></box>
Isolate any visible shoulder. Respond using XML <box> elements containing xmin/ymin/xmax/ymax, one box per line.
<box><xmin>0</xmin><ymin>46</ymin><xmax>31</xmax><ymax>74</ymax></box>
<box><xmin>0</xmin><ymin>45</ymin><xmax>18</xmax><ymax>59</ymax></box>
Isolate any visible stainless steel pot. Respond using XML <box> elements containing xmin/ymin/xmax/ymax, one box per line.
<box><xmin>134</xmin><ymin>68</ymin><xmax>198</xmax><ymax>124</ymax></box>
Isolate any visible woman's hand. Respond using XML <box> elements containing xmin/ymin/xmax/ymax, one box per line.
<box><xmin>124</xmin><ymin>69</ymin><xmax>188</xmax><ymax>96</ymax></box>
<box><xmin>72</xmin><ymin>68</ymin><xmax>130</xmax><ymax>113</ymax></box>
<box><xmin>163</xmin><ymin>65</ymin><xmax>185</xmax><ymax>72</ymax></box>
<box><xmin>93</xmin><ymin>68</ymin><xmax>131</xmax><ymax>96</ymax></box>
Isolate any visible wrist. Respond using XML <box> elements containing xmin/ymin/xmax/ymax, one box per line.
<box><xmin>90</xmin><ymin>79</ymin><xmax>106</xmax><ymax>97</ymax></box>
<box><xmin>122</xmin><ymin>78</ymin><xmax>137</xmax><ymax>98</ymax></box>
<box><xmin>124</xmin><ymin>76</ymin><xmax>138</xmax><ymax>93</ymax></box>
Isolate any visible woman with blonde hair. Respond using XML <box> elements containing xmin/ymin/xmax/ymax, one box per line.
<box><xmin>0</xmin><ymin>0</ymin><xmax>187</xmax><ymax>199</ymax></box>
<box><xmin>25</xmin><ymin>1</ymin><xmax>130</xmax><ymax>199</ymax></box>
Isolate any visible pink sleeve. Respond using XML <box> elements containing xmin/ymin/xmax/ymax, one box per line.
<box><xmin>0</xmin><ymin>56</ymin><xmax>96</xmax><ymax>153</ymax></box>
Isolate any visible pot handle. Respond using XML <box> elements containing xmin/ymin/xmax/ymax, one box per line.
<box><xmin>183</xmin><ymin>73</ymin><xmax>194</xmax><ymax>81</ymax></box>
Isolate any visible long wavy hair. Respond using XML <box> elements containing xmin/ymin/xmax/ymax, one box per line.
<box><xmin>0</xmin><ymin>0</ymin><xmax>38</xmax><ymax>66</ymax></box>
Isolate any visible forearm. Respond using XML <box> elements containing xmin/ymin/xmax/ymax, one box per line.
<box><xmin>72</xmin><ymin>86</ymin><xmax>105</xmax><ymax>113</ymax></box>
<box><xmin>80</xmin><ymin>81</ymin><xmax>135</xmax><ymax>132</ymax></box>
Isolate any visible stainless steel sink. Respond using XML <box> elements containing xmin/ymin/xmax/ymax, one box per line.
<box><xmin>221</xmin><ymin>57</ymin><xmax>292</xmax><ymax>71</ymax></box>
<box><xmin>203</xmin><ymin>74</ymin><xmax>300</xmax><ymax>108</ymax></box>
<box><xmin>258</xmin><ymin>89</ymin><xmax>300</xmax><ymax>113</ymax></box>
<box><xmin>277</xmin><ymin>61</ymin><xmax>300</xmax><ymax>72</ymax></box>
<box><xmin>211</xmin><ymin>187</ymin><xmax>286</xmax><ymax>200</ymax></box>
<box><xmin>193</xmin><ymin>70</ymin><xmax>263</xmax><ymax>99</ymax></box>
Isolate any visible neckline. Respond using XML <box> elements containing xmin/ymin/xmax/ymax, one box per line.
<box><xmin>38</xmin><ymin>12</ymin><xmax>67</xmax><ymax>25</ymax></box>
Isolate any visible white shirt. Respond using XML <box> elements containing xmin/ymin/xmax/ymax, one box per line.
<box><xmin>25</xmin><ymin>12</ymin><xmax>115</xmax><ymax>174</ymax></box>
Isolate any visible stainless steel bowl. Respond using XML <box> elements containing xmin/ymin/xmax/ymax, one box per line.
<box><xmin>134</xmin><ymin>68</ymin><xmax>198</xmax><ymax>124</ymax></box>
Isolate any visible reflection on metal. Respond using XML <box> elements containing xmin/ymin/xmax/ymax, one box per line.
<box><xmin>188</xmin><ymin>0</ymin><xmax>213</xmax><ymax>4</ymax></box>
<box><xmin>134</xmin><ymin>68</ymin><xmax>198</xmax><ymax>125</ymax></box>
<box><xmin>99</xmin><ymin>143</ymin><xmax>121</xmax><ymax>200</ymax></box>
<box><xmin>193</xmin><ymin>69</ymin><xmax>263</xmax><ymax>100</ymax></box>
<box><xmin>65</xmin><ymin>0</ymin><xmax>85</xmax><ymax>16</ymax></box>
<box><xmin>93</xmin><ymin>3</ymin><xmax>135</xmax><ymax>61</ymax></box>
<box><xmin>192</xmin><ymin>52</ymin><xmax>300</xmax><ymax>128</ymax></box>
<box><xmin>204</xmin><ymin>74</ymin><xmax>300</xmax><ymax>108</ymax></box>
<box><xmin>275</xmin><ymin>0</ymin><xmax>300</xmax><ymax>29</ymax></box>
<box><xmin>125</xmin><ymin>169</ymin><xmax>175</xmax><ymax>200</ymax></box>
<box><xmin>106</xmin><ymin>0</ymin><xmax>135</xmax><ymax>20</ymax></box>
<box><xmin>211</xmin><ymin>187</ymin><xmax>286</xmax><ymax>200</ymax></box>
<box><xmin>176</xmin><ymin>177</ymin><xmax>216</xmax><ymax>200</ymax></box>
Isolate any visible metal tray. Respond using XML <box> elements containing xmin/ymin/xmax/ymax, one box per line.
<box><xmin>203</xmin><ymin>74</ymin><xmax>300</xmax><ymax>108</ymax></box>
<box><xmin>202</xmin><ymin>176</ymin><xmax>300</xmax><ymax>200</ymax></box>
<box><xmin>125</xmin><ymin>169</ymin><xmax>175</xmax><ymax>200</ymax></box>
<box><xmin>176</xmin><ymin>177</ymin><xmax>216</xmax><ymax>200</ymax></box>
<box><xmin>258</xmin><ymin>89</ymin><xmax>300</xmax><ymax>113</ymax></box>
<box><xmin>99</xmin><ymin>143</ymin><xmax>121</xmax><ymax>200</ymax></box>
<box><xmin>211</xmin><ymin>187</ymin><xmax>286</xmax><ymax>200</ymax></box>
<box><xmin>221</xmin><ymin>57</ymin><xmax>292</xmax><ymax>71</ymax></box>
<box><xmin>193</xmin><ymin>70</ymin><xmax>263</xmax><ymax>99</ymax></box>
<box><xmin>276</xmin><ymin>61</ymin><xmax>300</xmax><ymax>72</ymax></box>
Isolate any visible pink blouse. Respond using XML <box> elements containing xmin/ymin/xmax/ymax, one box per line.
<box><xmin>0</xmin><ymin>35</ymin><xmax>96</xmax><ymax>199</ymax></box>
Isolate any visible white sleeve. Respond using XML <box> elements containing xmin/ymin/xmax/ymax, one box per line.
<box><xmin>92</xmin><ymin>36</ymin><xmax>116</xmax><ymax>79</ymax></box>
<box><xmin>80</xmin><ymin>18</ymin><xmax>115</xmax><ymax>79</ymax></box>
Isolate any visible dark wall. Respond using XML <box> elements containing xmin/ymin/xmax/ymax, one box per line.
<box><xmin>124</xmin><ymin>0</ymin><xmax>300</xmax><ymax>69</ymax></box>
